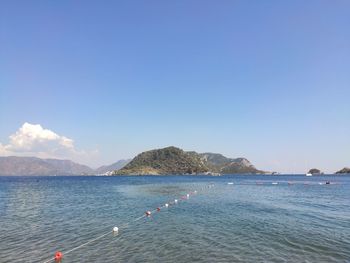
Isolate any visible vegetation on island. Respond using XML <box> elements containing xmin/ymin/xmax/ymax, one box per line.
<box><xmin>199</xmin><ymin>152</ymin><xmax>264</xmax><ymax>174</ymax></box>
<box><xmin>115</xmin><ymin>147</ymin><xmax>208</xmax><ymax>175</ymax></box>
<box><xmin>115</xmin><ymin>146</ymin><xmax>264</xmax><ymax>175</ymax></box>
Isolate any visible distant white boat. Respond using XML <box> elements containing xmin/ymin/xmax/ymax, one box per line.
<box><xmin>306</xmin><ymin>173</ymin><xmax>312</xmax><ymax>177</ymax></box>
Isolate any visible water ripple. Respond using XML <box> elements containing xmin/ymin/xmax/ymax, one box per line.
<box><xmin>0</xmin><ymin>175</ymin><xmax>349</xmax><ymax>262</ymax></box>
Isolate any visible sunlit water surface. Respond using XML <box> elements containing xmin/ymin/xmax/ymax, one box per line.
<box><xmin>0</xmin><ymin>175</ymin><xmax>349</xmax><ymax>263</ymax></box>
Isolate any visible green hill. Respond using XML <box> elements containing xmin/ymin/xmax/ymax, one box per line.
<box><xmin>115</xmin><ymin>146</ymin><xmax>264</xmax><ymax>175</ymax></box>
<box><xmin>116</xmin><ymin>146</ymin><xmax>208</xmax><ymax>175</ymax></box>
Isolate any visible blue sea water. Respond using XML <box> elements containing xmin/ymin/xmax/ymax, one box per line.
<box><xmin>0</xmin><ymin>175</ymin><xmax>349</xmax><ymax>263</ymax></box>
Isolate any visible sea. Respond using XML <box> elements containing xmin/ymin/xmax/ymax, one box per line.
<box><xmin>0</xmin><ymin>175</ymin><xmax>349</xmax><ymax>263</ymax></box>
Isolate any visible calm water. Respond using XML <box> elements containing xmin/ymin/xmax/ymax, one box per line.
<box><xmin>0</xmin><ymin>175</ymin><xmax>349</xmax><ymax>263</ymax></box>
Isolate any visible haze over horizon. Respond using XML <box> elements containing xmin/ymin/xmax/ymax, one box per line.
<box><xmin>1</xmin><ymin>1</ymin><xmax>349</xmax><ymax>173</ymax></box>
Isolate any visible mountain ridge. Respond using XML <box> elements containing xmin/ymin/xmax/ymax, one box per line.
<box><xmin>0</xmin><ymin>156</ymin><xmax>94</xmax><ymax>176</ymax></box>
<box><xmin>95</xmin><ymin>159</ymin><xmax>131</xmax><ymax>174</ymax></box>
<box><xmin>1</xmin><ymin>149</ymin><xmax>346</xmax><ymax>176</ymax></box>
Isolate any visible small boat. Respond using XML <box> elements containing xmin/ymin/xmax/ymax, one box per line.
<box><xmin>306</xmin><ymin>173</ymin><xmax>312</xmax><ymax>177</ymax></box>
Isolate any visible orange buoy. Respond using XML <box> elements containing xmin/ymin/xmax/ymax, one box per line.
<box><xmin>145</xmin><ymin>211</ymin><xmax>151</xmax><ymax>216</ymax></box>
<box><xmin>54</xmin><ymin>251</ymin><xmax>63</xmax><ymax>261</ymax></box>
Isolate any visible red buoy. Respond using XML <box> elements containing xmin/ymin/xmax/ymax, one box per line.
<box><xmin>157</xmin><ymin>207</ymin><xmax>161</xmax><ymax>211</ymax></box>
<box><xmin>145</xmin><ymin>211</ymin><xmax>151</xmax><ymax>216</ymax></box>
<box><xmin>54</xmin><ymin>251</ymin><xmax>63</xmax><ymax>261</ymax></box>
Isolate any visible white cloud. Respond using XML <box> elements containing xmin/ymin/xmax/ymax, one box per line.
<box><xmin>0</xmin><ymin>122</ymin><xmax>98</xmax><ymax>164</ymax></box>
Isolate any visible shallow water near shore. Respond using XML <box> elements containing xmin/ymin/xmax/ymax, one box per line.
<box><xmin>1</xmin><ymin>175</ymin><xmax>349</xmax><ymax>263</ymax></box>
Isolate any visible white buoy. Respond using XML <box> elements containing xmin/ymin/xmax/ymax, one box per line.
<box><xmin>194</xmin><ymin>190</ymin><xmax>197</xmax><ymax>194</ymax></box>
<box><xmin>113</xmin><ymin>227</ymin><xmax>119</xmax><ymax>233</ymax></box>
<box><xmin>186</xmin><ymin>194</ymin><xmax>190</xmax><ymax>198</ymax></box>
<box><xmin>174</xmin><ymin>199</ymin><xmax>178</xmax><ymax>203</ymax></box>
<box><xmin>165</xmin><ymin>203</ymin><xmax>169</xmax><ymax>207</ymax></box>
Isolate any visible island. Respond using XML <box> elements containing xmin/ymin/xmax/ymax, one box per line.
<box><xmin>114</xmin><ymin>146</ymin><xmax>265</xmax><ymax>175</ymax></box>
<box><xmin>308</xmin><ymin>168</ymin><xmax>323</xmax><ymax>175</ymax></box>
<box><xmin>335</xmin><ymin>167</ymin><xmax>350</xmax><ymax>174</ymax></box>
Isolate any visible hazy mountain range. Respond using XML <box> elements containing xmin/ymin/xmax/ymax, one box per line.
<box><xmin>0</xmin><ymin>156</ymin><xmax>95</xmax><ymax>176</ymax></box>
<box><xmin>0</xmin><ymin>156</ymin><xmax>130</xmax><ymax>176</ymax></box>
<box><xmin>0</xmin><ymin>146</ymin><xmax>349</xmax><ymax>176</ymax></box>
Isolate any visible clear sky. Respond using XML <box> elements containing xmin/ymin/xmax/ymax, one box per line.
<box><xmin>1</xmin><ymin>1</ymin><xmax>349</xmax><ymax>173</ymax></box>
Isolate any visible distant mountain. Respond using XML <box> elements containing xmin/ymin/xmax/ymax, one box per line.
<box><xmin>95</xmin><ymin>159</ymin><xmax>131</xmax><ymax>174</ymax></box>
<box><xmin>0</xmin><ymin>156</ymin><xmax>94</xmax><ymax>176</ymax></box>
<box><xmin>0</xmin><ymin>149</ymin><xmax>264</xmax><ymax>176</ymax></box>
<box><xmin>115</xmin><ymin>146</ymin><xmax>264</xmax><ymax>175</ymax></box>
<box><xmin>335</xmin><ymin>167</ymin><xmax>350</xmax><ymax>174</ymax></box>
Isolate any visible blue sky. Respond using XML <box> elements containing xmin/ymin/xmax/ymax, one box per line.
<box><xmin>1</xmin><ymin>1</ymin><xmax>349</xmax><ymax>173</ymax></box>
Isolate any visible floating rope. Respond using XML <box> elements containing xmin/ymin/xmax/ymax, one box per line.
<box><xmin>41</xmin><ymin>180</ymin><xmax>337</xmax><ymax>262</ymax></box>
<box><xmin>41</xmin><ymin>184</ymin><xmax>214</xmax><ymax>263</ymax></box>
<box><xmin>224</xmin><ymin>181</ymin><xmax>340</xmax><ymax>186</ymax></box>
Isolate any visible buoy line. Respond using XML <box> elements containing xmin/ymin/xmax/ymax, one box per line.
<box><xmin>41</xmin><ymin>184</ymin><xmax>215</xmax><ymax>263</ymax></box>
<box><xmin>224</xmin><ymin>181</ymin><xmax>340</xmax><ymax>186</ymax></box>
